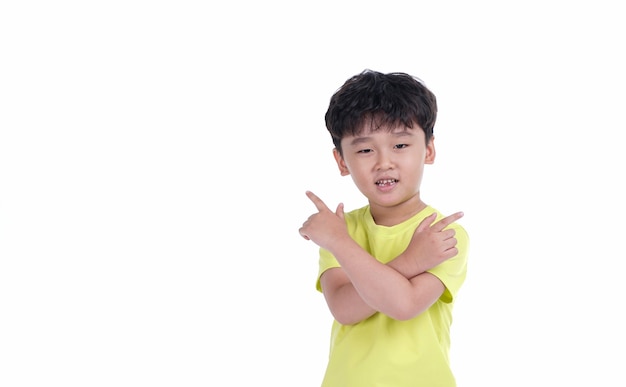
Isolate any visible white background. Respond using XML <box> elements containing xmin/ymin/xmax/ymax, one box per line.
<box><xmin>2</xmin><ymin>1</ymin><xmax>625</xmax><ymax>386</ymax></box>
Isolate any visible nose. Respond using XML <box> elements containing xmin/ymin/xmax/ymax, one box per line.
<box><xmin>375</xmin><ymin>150</ymin><xmax>394</xmax><ymax>171</ymax></box>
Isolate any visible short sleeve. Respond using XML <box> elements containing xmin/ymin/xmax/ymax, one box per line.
<box><xmin>316</xmin><ymin>247</ymin><xmax>341</xmax><ymax>292</ymax></box>
<box><xmin>427</xmin><ymin>223</ymin><xmax>469</xmax><ymax>303</ymax></box>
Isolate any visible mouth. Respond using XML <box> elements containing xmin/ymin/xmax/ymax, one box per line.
<box><xmin>375</xmin><ymin>178</ymin><xmax>398</xmax><ymax>187</ymax></box>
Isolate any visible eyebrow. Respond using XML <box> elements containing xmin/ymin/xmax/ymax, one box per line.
<box><xmin>348</xmin><ymin>130</ymin><xmax>414</xmax><ymax>146</ymax></box>
<box><xmin>349</xmin><ymin>136</ymin><xmax>372</xmax><ymax>147</ymax></box>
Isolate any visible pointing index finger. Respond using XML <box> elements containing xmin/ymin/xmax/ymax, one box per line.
<box><xmin>432</xmin><ymin>211</ymin><xmax>464</xmax><ymax>232</ymax></box>
<box><xmin>306</xmin><ymin>191</ymin><xmax>331</xmax><ymax>213</ymax></box>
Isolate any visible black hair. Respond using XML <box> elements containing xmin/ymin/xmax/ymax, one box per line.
<box><xmin>325</xmin><ymin>69</ymin><xmax>438</xmax><ymax>155</ymax></box>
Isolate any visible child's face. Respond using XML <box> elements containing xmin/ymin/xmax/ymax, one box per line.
<box><xmin>333</xmin><ymin>124</ymin><xmax>435</xmax><ymax>210</ymax></box>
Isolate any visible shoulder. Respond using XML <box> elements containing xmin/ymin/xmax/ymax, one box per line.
<box><xmin>343</xmin><ymin>204</ymin><xmax>370</xmax><ymax>224</ymax></box>
<box><xmin>447</xmin><ymin>219</ymin><xmax>470</xmax><ymax>256</ymax></box>
<box><xmin>450</xmin><ymin>222</ymin><xmax>469</xmax><ymax>241</ymax></box>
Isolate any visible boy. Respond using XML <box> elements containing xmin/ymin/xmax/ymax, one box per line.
<box><xmin>299</xmin><ymin>69</ymin><xmax>469</xmax><ymax>387</ymax></box>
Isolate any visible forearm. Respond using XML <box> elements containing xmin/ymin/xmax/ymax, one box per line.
<box><xmin>301</xmin><ymin>194</ymin><xmax>460</xmax><ymax>323</ymax></box>
<box><xmin>328</xmin><ymin>239</ymin><xmax>422</xmax><ymax>321</ymax></box>
<box><xmin>322</xmin><ymin>278</ymin><xmax>377</xmax><ymax>325</ymax></box>
<box><xmin>323</xmin><ymin>244</ymin><xmax>439</xmax><ymax>324</ymax></box>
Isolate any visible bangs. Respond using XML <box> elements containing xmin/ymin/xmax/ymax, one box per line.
<box><xmin>348</xmin><ymin>112</ymin><xmax>418</xmax><ymax>137</ymax></box>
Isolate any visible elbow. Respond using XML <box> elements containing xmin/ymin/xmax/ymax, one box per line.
<box><xmin>335</xmin><ymin>317</ymin><xmax>358</xmax><ymax>326</ymax></box>
<box><xmin>386</xmin><ymin>309</ymin><xmax>415</xmax><ymax>321</ymax></box>
<box><xmin>333</xmin><ymin>308</ymin><xmax>416</xmax><ymax>324</ymax></box>
<box><xmin>383</xmin><ymin>299</ymin><xmax>426</xmax><ymax>321</ymax></box>
<box><xmin>332</xmin><ymin>310</ymin><xmax>363</xmax><ymax>326</ymax></box>
<box><xmin>330</xmin><ymin>302</ymin><xmax>423</xmax><ymax>324</ymax></box>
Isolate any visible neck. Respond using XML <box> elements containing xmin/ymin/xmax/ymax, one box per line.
<box><xmin>369</xmin><ymin>195</ymin><xmax>427</xmax><ymax>227</ymax></box>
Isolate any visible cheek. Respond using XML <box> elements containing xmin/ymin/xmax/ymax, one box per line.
<box><xmin>344</xmin><ymin>163</ymin><xmax>370</xmax><ymax>182</ymax></box>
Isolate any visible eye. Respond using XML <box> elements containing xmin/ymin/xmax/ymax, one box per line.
<box><xmin>357</xmin><ymin>148</ymin><xmax>373</xmax><ymax>154</ymax></box>
<box><xmin>394</xmin><ymin>144</ymin><xmax>409</xmax><ymax>149</ymax></box>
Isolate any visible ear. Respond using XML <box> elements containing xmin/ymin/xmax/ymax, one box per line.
<box><xmin>425</xmin><ymin>136</ymin><xmax>436</xmax><ymax>164</ymax></box>
<box><xmin>333</xmin><ymin>148</ymin><xmax>351</xmax><ymax>176</ymax></box>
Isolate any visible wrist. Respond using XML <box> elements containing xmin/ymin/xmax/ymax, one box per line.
<box><xmin>389</xmin><ymin>251</ymin><xmax>424</xmax><ymax>278</ymax></box>
<box><xmin>325</xmin><ymin>233</ymin><xmax>358</xmax><ymax>258</ymax></box>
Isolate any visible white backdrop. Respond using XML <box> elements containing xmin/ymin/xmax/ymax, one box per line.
<box><xmin>2</xmin><ymin>1</ymin><xmax>625</xmax><ymax>386</ymax></box>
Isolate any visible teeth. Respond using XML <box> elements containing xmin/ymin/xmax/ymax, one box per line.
<box><xmin>376</xmin><ymin>179</ymin><xmax>397</xmax><ymax>185</ymax></box>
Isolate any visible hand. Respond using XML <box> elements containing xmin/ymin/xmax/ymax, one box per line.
<box><xmin>299</xmin><ymin>191</ymin><xmax>350</xmax><ymax>251</ymax></box>
<box><xmin>405</xmin><ymin>211</ymin><xmax>464</xmax><ymax>272</ymax></box>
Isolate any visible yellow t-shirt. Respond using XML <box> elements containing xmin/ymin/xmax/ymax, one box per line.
<box><xmin>316</xmin><ymin>205</ymin><xmax>469</xmax><ymax>387</ymax></box>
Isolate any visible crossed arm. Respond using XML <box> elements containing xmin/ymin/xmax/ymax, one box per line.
<box><xmin>299</xmin><ymin>191</ymin><xmax>463</xmax><ymax>325</ymax></box>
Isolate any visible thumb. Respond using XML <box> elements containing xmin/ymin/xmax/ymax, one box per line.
<box><xmin>335</xmin><ymin>202</ymin><xmax>345</xmax><ymax>219</ymax></box>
